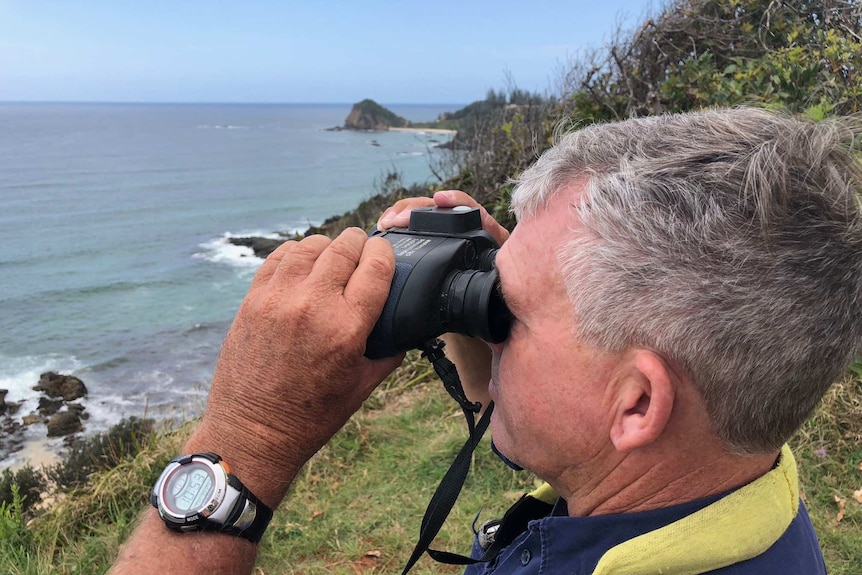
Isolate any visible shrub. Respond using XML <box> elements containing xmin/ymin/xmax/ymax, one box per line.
<box><xmin>0</xmin><ymin>485</ymin><xmax>34</xmax><ymax>562</ymax></box>
<box><xmin>47</xmin><ymin>417</ymin><xmax>155</xmax><ymax>490</ymax></box>
<box><xmin>0</xmin><ymin>465</ymin><xmax>46</xmax><ymax>514</ymax></box>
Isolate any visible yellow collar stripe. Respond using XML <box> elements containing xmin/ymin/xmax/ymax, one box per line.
<box><xmin>592</xmin><ymin>444</ymin><xmax>799</xmax><ymax>575</ymax></box>
<box><xmin>527</xmin><ymin>482</ymin><xmax>559</xmax><ymax>505</ymax></box>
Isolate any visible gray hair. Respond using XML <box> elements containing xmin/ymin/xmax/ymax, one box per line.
<box><xmin>511</xmin><ymin>107</ymin><xmax>862</xmax><ymax>454</ymax></box>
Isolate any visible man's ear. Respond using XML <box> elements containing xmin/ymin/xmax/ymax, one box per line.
<box><xmin>609</xmin><ymin>350</ymin><xmax>676</xmax><ymax>453</ymax></box>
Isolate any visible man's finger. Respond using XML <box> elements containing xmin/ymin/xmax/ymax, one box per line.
<box><xmin>343</xmin><ymin>236</ymin><xmax>396</xmax><ymax>327</ymax></box>
<box><xmin>269</xmin><ymin>234</ymin><xmax>332</xmax><ymax>287</ymax></box>
<box><xmin>250</xmin><ymin>239</ymin><xmax>298</xmax><ymax>290</ymax></box>
<box><xmin>307</xmin><ymin>228</ymin><xmax>368</xmax><ymax>293</ymax></box>
<box><xmin>433</xmin><ymin>190</ymin><xmax>509</xmax><ymax>246</ymax></box>
<box><xmin>377</xmin><ymin>197</ymin><xmax>435</xmax><ymax>230</ymax></box>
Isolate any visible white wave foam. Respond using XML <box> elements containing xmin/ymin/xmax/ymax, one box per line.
<box><xmin>0</xmin><ymin>354</ymin><xmax>85</xmax><ymax>403</ymax></box>
<box><xmin>193</xmin><ymin>232</ymin><xmax>269</xmax><ymax>269</ymax></box>
<box><xmin>80</xmin><ymin>368</ymin><xmax>209</xmax><ymax>429</ymax></box>
<box><xmin>195</xmin><ymin>124</ymin><xmax>249</xmax><ymax>130</ymax></box>
<box><xmin>194</xmin><ymin>229</ymin><xmax>310</xmax><ymax>270</ymax></box>
<box><xmin>194</xmin><ymin>237</ymin><xmax>261</xmax><ymax>268</ymax></box>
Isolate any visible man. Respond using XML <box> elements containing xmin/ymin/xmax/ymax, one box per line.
<box><xmin>111</xmin><ymin>108</ymin><xmax>862</xmax><ymax>574</ymax></box>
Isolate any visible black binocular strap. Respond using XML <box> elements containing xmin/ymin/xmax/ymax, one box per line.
<box><xmin>400</xmin><ymin>340</ymin><xmax>494</xmax><ymax>575</ymax></box>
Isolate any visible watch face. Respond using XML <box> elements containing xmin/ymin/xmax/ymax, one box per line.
<box><xmin>163</xmin><ymin>461</ymin><xmax>216</xmax><ymax>515</ymax></box>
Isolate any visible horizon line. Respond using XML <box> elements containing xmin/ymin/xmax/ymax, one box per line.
<box><xmin>0</xmin><ymin>99</ymin><xmax>469</xmax><ymax>107</ymax></box>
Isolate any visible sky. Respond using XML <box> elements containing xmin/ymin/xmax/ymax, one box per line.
<box><xmin>0</xmin><ymin>0</ymin><xmax>658</xmax><ymax>105</ymax></box>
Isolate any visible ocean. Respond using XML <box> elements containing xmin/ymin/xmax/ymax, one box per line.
<box><xmin>0</xmin><ymin>102</ymin><xmax>456</xmax><ymax>466</ymax></box>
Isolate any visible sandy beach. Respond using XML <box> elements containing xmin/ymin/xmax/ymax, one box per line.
<box><xmin>389</xmin><ymin>127</ymin><xmax>457</xmax><ymax>135</ymax></box>
<box><xmin>5</xmin><ymin>438</ymin><xmax>62</xmax><ymax>471</ymax></box>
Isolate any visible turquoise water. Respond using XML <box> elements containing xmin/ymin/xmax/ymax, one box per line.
<box><xmin>0</xmin><ymin>102</ymin><xmax>456</xmax><ymax>452</ymax></box>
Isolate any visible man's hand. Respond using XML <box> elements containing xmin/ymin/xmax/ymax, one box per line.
<box><xmin>112</xmin><ymin>228</ymin><xmax>403</xmax><ymax>575</ymax></box>
<box><xmin>377</xmin><ymin>190</ymin><xmax>510</xmax><ymax>246</ymax></box>
<box><xmin>189</xmin><ymin>228</ymin><xmax>404</xmax><ymax>508</ymax></box>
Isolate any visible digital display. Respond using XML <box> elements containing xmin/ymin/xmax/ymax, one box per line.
<box><xmin>166</xmin><ymin>462</ymin><xmax>214</xmax><ymax>513</ymax></box>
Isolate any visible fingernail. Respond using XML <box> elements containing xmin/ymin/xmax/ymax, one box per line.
<box><xmin>377</xmin><ymin>214</ymin><xmax>393</xmax><ymax>229</ymax></box>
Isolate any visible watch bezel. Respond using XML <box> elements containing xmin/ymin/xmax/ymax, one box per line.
<box><xmin>155</xmin><ymin>454</ymin><xmax>229</xmax><ymax>529</ymax></box>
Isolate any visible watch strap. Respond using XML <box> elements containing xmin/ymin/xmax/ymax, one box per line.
<box><xmin>220</xmin><ymin>472</ymin><xmax>273</xmax><ymax>543</ymax></box>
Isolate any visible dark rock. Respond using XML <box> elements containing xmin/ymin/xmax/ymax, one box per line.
<box><xmin>47</xmin><ymin>410</ymin><xmax>83</xmax><ymax>437</ymax></box>
<box><xmin>228</xmin><ymin>236</ymin><xmax>289</xmax><ymax>259</ymax></box>
<box><xmin>0</xmin><ymin>390</ymin><xmax>21</xmax><ymax>416</ymax></box>
<box><xmin>2</xmin><ymin>417</ymin><xmax>20</xmax><ymax>435</ymax></box>
<box><xmin>67</xmin><ymin>403</ymin><xmax>89</xmax><ymax>420</ymax></box>
<box><xmin>1</xmin><ymin>415</ymin><xmax>24</xmax><ymax>461</ymax></box>
<box><xmin>34</xmin><ymin>372</ymin><xmax>88</xmax><ymax>401</ymax></box>
<box><xmin>28</xmin><ymin>414</ymin><xmax>47</xmax><ymax>426</ymax></box>
<box><xmin>22</xmin><ymin>414</ymin><xmax>45</xmax><ymax>426</ymax></box>
<box><xmin>38</xmin><ymin>397</ymin><xmax>64</xmax><ymax>416</ymax></box>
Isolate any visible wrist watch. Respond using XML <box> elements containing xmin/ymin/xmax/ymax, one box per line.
<box><xmin>151</xmin><ymin>452</ymin><xmax>273</xmax><ymax>543</ymax></box>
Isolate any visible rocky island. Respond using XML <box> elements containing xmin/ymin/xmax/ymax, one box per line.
<box><xmin>342</xmin><ymin>98</ymin><xmax>409</xmax><ymax>130</ymax></box>
<box><xmin>333</xmin><ymin>98</ymin><xmax>457</xmax><ymax>134</ymax></box>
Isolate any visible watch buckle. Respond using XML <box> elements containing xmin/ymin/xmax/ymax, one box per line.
<box><xmin>234</xmin><ymin>500</ymin><xmax>258</xmax><ymax>531</ymax></box>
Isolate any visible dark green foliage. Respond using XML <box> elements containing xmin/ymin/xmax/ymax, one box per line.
<box><xmin>47</xmin><ymin>417</ymin><xmax>155</xmax><ymax>490</ymax></box>
<box><xmin>430</xmin><ymin>0</ymin><xmax>862</xmax><ymax>233</ymax></box>
<box><xmin>561</xmin><ymin>0</ymin><xmax>862</xmax><ymax>121</ymax></box>
<box><xmin>0</xmin><ymin>485</ymin><xmax>34</xmax><ymax>560</ymax></box>
<box><xmin>427</xmin><ymin>88</ymin><xmax>555</xmax><ymax>229</ymax></box>
<box><xmin>0</xmin><ymin>465</ymin><xmax>46</xmax><ymax>514</ymax></box>
<box><xmin>303</xmin><ymin>170</ymin><xmax>432</xmax><ymax>239</ymax></box>
<box><xmin>423</xmin><ymin>88</ymin><xmax>551</xmax><ymax>151</ymax></box>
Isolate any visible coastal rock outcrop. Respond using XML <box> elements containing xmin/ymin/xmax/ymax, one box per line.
<box><xmin>228</xmin><ymin>236</ymin><xmax>289</xmax><ymax>259</ymax></box>
<box><xmin>0</xmin><ymin>372</ymin><xmax>92</xmax><ymax>461</ymax></box>
<box><xmin>47</xmin><ymin>410</ymin><xmax>84</xmax><ymax>437</ymax></box>
<box><xmin>33</xmin><ymin>372</ymin><xmax>88</xmax><ymax>401</ymax></box>
<box><xmin>343</xmin><ymin>99</ymin><xmax>409</xmax><ymax>131</ymax></box>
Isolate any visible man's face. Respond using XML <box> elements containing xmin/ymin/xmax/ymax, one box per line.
<box><xmin>489</xmin><ymin>189</ymin><xmax>621</xmax><ymax>481</ymax></box>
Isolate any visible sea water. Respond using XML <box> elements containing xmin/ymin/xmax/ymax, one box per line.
<box><xmin>0</xmin><ymin>102</ymin><xmax>456</xmax><ymax>464</ymax></box>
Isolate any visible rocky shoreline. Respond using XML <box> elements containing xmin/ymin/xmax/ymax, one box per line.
<box><xmin>2</xmin><ymin>101</ymin><xmax>440</xmax><ymax>468</ymax></box>
<box><xmin>1</xmin><ymin>372</ymin><xmax>90</xmax><ymax>464</ymax></box>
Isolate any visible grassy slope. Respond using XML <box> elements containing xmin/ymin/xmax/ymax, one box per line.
<box><xmin>4</xmin><ymin>355</ymin><xmax>861</xmax><ymax>574</ymax></box>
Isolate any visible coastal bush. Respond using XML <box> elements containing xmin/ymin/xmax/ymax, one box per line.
<box><xmin>47</xmin><ymin>416</ymin><xmax>155</xmax><ymax>490</ymax></box>
<box><xmin>435</xmin><ymin>86</ymin><xmax>556</xmax><ymax>225</ymax></box>
<box><xmin>305</xmin><ymin>171</ymin><xmax>433</xmax><ymax>238</ymax></box>
<box><xmin>422</xmin><ymin>0</ymin><xmax>862</xmax><ymax>228</ymax></box>
<box><xmin>0</xmin><ymin>465</ymin><xmax>46</xmax><ymax>514</ymax></box>
<box><xmin>557</xmin><ymin>0</ymin><xmax>862</xmax><ymax>121</ymax></box>
<box><xmin>0</xmin><ymin>485</ymin><xmax>34</xmax><ymax>563</ymax></box>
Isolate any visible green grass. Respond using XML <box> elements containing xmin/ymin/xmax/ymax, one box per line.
<box><xmin>791</xmin><ymin>376</ymin><xmax>862</xmax><ymax>574</ymax></box>
<box><xmin>1</xmin><ymin>354</ymin><xmax>860</xmax><ymax>573</ymax></box>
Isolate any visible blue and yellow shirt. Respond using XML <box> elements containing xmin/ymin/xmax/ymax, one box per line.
<box><xmin>466</xmin><ymin>445</ymin><xmax>825</xmax><ymax>574</ymax></box>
